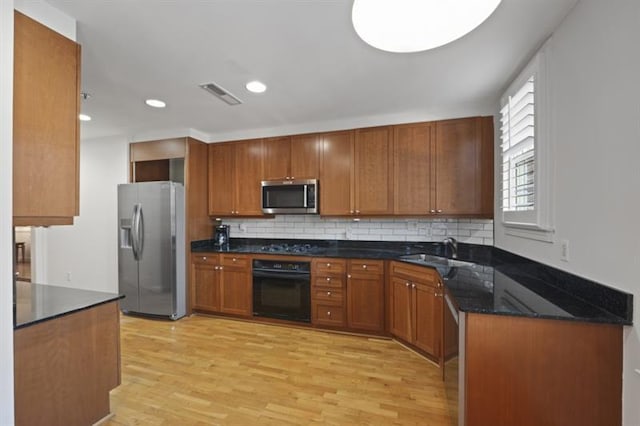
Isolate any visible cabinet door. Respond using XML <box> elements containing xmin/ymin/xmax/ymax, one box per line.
<box><xmin>263</xmin><ymin>136</ymin><xmax>291</xmax><ymax>180</ymax></box>
<box><xmin>208</xmin><ymin>143</ymin><xmax>235</xmax><ymax>216</ymax></box>
<box><xmin>320</xmin><ymin>131</ymin><xmax>354</xmax><ymax>215</ymax></box>
<box><xmin>234</xmin><ymin>139</ymin><xmax>264</xmax><ymax>216</ymax></box>
<box><xmin>220</xmin><ymin>267</ymin><xmax>252</xmax><ymax>316</ymax></box>
<box><xmin>13</xmin><ymin>12</ymin><xmax>80</xmax><ymax>226</ymax></box>
<box><xmin>393</xmin><ymin>123</ymin><xmax>433</xmax><ymax>215</ymax></box>
<box><xmin>434</xmin><ymin>118</ymin><xmax>484</xmax><ymax>215</ymax></box>
<box><xmin>290</xmin><ymin>134</ymin><xmax>320</xmax><ymax>180</ymax></box>
<box><xmin>346</xmin><ymin>262</ymin><xmax>384</xmax><ymax>332</ymax></box>
<box><xmin>192</xmin><ymin>257</ymin><xmax>220</xmax><ymax>312</ymax></box>
<box><xmin>390</xmin><ymin>277</ymin><xmax>412</xmax><ymax>342</ymax></box>
<box><xmin>354</xmin><ymin>127</ymin><xmax>393</xmax><ymax>215</ymax></box>
<box><xmin>413</xmin><ymin>282</ymin><xmax>442</xmax><ymax>358</ymax></box>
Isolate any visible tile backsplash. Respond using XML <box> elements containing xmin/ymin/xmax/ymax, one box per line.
<box><xmin>222</xmin><ymin>216</ymin><xmax>494</xmax><ymax>246</ymax></box>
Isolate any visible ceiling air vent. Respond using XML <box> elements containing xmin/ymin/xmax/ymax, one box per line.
<box><xmin>199</xmin><ymin>82</ymin><xmax>243</xmax><ymax>106</ymax></box>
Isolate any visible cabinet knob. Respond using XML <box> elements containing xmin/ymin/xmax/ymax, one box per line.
<box><xmin>355</xmin><ymin>210</ymin><xmax>360</xmax><ymax>214</ymax></box>
<box><xmin>429</xmin><ymin>209</ymin><xmax>436</xmax><ymax>213</ymax></box>
<box><xmin>326</xmin><ymin>263</ymin><xmax>331</xmax><ymax>267</ymax></box>
<box><xmin>232</xmin><ymin>258</ymin><xmax>237</xmax><ymax>262</ymax></box>
<box><xmin>219</xmin><ymin>266</ymin><xmax>223</xmax><ymax>270</ymax></box>
<box><xmin>327</xmin><ymin>311</ymin><xmax>331</xmax><ymax>316</ymax></box>
<box><xmin>412</xmin><ymin>283</ymin><xmax>416</xmax><ymax>289</ymax></box>
<box><xmin>291</xmin><ymin>176</ymin><xmax>295</xmax><ymax>180</ymax></box>
<box><xmin>349</xmin><ymin>210</ymin><xmax>354</xmax><ymax>214</ymax></box>
<box><xmin>437</xmin><ymin>209</ymin><xmax>443</xmax><ymax>213</ymax></box>
<box><xmin>327</xmin><ymin>291</ymin><xmax>331</xmax><ymax>296</ymax></box>
<box><xmin>362</xmin><ymin>264</ymin><xmax>367</xmax><ymax>269</ymax></box>
<box><xmin>326</xmin><ymin>277</ymin><xmax>331</xmax><ymax>282</ymax></box>
<box><xmin>405</xmin><ymin>282</ymin><xmax>410</xmax><ymax>287</ymax></box>
<box><xmin>214</xmin><ymin>266</ymin><xmax>218</xmax><ymax>270</ymax></box>
<box><xmin>202</xmin><ymin>257</ymin><xmax>207</xmax><ymax>261</ymax></box>
<box><xmin>347</xmin><ymin>274</ymin><xmax>351</xmax><ymax>279</ymax></box>
<box><xmin>286</xmin><ymin>176</ymin><xmax>290</xmax><ymax>180</ymax></box>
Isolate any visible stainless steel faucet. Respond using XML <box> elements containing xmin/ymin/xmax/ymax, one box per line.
<box><xmin>442</xmin><ymin>237</ymin><xmax>458</xmax><ymax>259</ymax></box>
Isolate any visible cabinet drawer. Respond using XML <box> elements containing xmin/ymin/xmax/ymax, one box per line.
<box><xmin>313</xmin><ymin>302</ymin><xmax>345</xmax><ymax>327</ymax></box>
<box><xmin>313</xmin><ymin>287</ymin><xmax>344</xmax><ymax>303</ymax></box>
<box><xmin>192</xmin><ymin>254</ymin><xmax>218</xmax><ymax>265</ymax></box>
<box><xmin>220</xmin><ymin>254</ymin><xmax>250</xmax><ymax>268</ymax></box>
<box><xmin>391</xmin><ymin>261</ymin><xmax>438</xmax><ymax>285</ymax></box>
<box><xmin>312</xmin><ymin>258</ymin><xmax>346</xmax><ymax>275</ymax></box>
<box><xmin>312</xmin><ymin>275</ymin><xmax>345</xmax><ymax>289</ymax></box>
<box><xmin>348</xmin><ymin>259</ymin><xmax>384</xmax><ymax>275</ymax></box>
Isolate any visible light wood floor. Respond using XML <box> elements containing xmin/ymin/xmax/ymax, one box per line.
<box><xmin>105</xmin><ymin>315</ymin><xmax>452</xmax><ymax>426</ymax></box>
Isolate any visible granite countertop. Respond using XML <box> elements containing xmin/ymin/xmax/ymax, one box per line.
<box><xmin>192</xmin><ymin>238</ymin><xmax>633</xmax><ymax>325</ymax></box>
<box><xmin>14</xmin><ymin>281</ymin><xmax>123</xmax><ymax>329</ymax></box>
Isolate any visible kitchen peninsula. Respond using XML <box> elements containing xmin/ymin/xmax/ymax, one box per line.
<box><xmin>13</xmin><ymin>282</ymin><xmax>122</xmax><ymax>426</ymax></box>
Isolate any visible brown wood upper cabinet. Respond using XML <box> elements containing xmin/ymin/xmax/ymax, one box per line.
<box><xmin>433</xmin><ymin>117</ymin><xmax>493</xmax><ymax>217</ymax></box>
<box><xmin>13</xmin><ymin>11</ymin><xmax>81</xmax><ymax>226</ymax></box>
<box><xmin>393</xmin><ymin>117</ymin><xmax>493</xmax><ymax>217</ymax></box>
<box><xmin>263</xmin><ymin>134</ymin><xmax>320</xmax><ymax>181</ymax></box>
<box><xmin>320</xmin><ymin>127</ymin><xmax>393</xmax><ymax>216</ymax></box>
<box><xmin>208</xmin><ymin>139</ymin><xmax>264</xmax><ymax>217</ymax></box>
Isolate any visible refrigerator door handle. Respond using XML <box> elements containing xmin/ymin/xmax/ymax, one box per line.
<box><xmin>137</xmin><ymin>204</ymin><xmax>145</xmax><ymax>258</ymax></box>
<box><xmin>131</xmin><ymin>203</ymin><xmax>141</xmax><ymax>260</ymax></box>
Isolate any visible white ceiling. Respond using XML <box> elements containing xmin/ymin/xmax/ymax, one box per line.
<box><xmin>44</xmin><ymin>0</ymin><xmax>578</xmax><ymax>142</ymax></box>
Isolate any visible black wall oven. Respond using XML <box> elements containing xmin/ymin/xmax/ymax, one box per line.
<box><xmin>252</xmin><ymin>259</ymin><xmax>311</xmax><ymax>323</ymax></box>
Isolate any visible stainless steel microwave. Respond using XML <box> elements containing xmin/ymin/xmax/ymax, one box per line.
<box><xmin>261</xmin><ymin>179</ymin><xmax>318</xmax><ymax>214</ymax></box>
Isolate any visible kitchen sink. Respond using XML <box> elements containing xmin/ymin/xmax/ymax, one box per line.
<box><xmin>399</xmin><ymin>253</ymin><xmax>475</xmax><ymax>268</ymax></box>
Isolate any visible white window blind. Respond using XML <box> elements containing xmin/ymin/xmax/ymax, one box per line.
<box><xmin>501</xmin><ymin>75</ymin><xmax>535</xmax><ymax>212</ymax></box>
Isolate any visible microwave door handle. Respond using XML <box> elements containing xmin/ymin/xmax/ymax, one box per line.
<box><xmin>303</xmin><ymin>184</ymin><xmax>308</xmax><ymax>208</ymax></box>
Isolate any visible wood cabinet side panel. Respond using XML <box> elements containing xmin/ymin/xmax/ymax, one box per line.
<box><xmin>13</xmin><ymin>11</ymin><xmax>80</xmax><ymax>220</ymax></box>
<box><xmin>14</xmin><ymin>301</ymin><xmax>120</xmax><ymax>426</ymax></box>
<box><xmin>186</xmin><ymin>138</ymin><xmax>211</xmax><ymax>241</ymax></box>
<box><xmin>465</xmin><ymin>313</ymin><xmax>623</xmax><ymax>426</ymax></box>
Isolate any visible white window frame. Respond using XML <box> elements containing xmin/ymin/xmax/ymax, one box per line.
<box><xmin>499</xmin><ymin>42</ymin><xmax>554</xmax><ymax>242</ymax></box>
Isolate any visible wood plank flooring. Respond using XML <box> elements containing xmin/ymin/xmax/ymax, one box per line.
<box><xmin>105</xmin><ymin>315</ymin><xmax>452</xmax><ymax>425</ymax></box>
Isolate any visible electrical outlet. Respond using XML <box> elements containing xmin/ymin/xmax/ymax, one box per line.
<box><xmin>560</xmin><ymin>239</ymin><xmax>570</xmax><ymax>262</ymax></box>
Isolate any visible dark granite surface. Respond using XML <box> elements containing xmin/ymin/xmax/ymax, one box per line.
<box><xmin>14</xmin><ymin>281</ymin><xmax>123</xmax><ymax>329</ymax></box>
<box><xmin>192</xmin><ymin>238</ymin><xmax>633</xmax><ymax>325</ymax></box>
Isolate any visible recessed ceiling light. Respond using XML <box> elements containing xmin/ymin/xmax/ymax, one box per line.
<box><xmin>245</xmin><ymin>81</ymin><xmax>267</xmax><ymax>94</ymax></box>
<box><xmin>352</xmin><ymin>0</ymin><xmax>502</xmax><ymax>53</ymax></box>
<box><xmin>79</xmin><ymin>114</ymin><xmax>91</xmax><ymax>121</ymax></box>
<box><xmin>145</xmin><ymin>99</ymin><xmax>166</xmax><ymax>108</ymax></box>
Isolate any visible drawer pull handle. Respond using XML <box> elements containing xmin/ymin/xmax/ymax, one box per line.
<box><xmin>326</xmin><ymin>263</ymin><xmax>331</xmax><ymax>267</ymax></box>
<box><xmin>327</xmin><ymin>311</ymin><xmax>331</xmax><ymax>316</ymax></box>
<box><xmin>232</xmin><ymin>258</ymin><xmax>237</xmax><ymax>262</ymax></box>
<box><xmin>362</xmin><ymin>264</ymin><xmax>367</xmax><ymax>269</ymax></box>
<box><xmin>412</xmin><ymin>283</ymin><xmax>416</xmax><ymax>289</ymax></box>
<box><xmin>326</xmin><ymin>277</ymin><xmax>331</xmax><ymax>282</ymax></box>
<box><xmin>405</xmin><ymin>282</ymin><xmax>410</xmax><ymax>287</ymax></box>
<box><xmin>202</xmin><ymin>257</ymin><xmax>207</xmax><ymax>261</ymax></box>
<box><xmin>327</xmin><ymin>291</ymin><xmax>331</xmax><ymax>296</ymax></box>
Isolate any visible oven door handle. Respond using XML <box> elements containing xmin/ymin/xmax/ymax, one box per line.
<box><xmin>253</xmin><ymin>270</ymin><xmax>310</xmax><ymax>280</ymax></box>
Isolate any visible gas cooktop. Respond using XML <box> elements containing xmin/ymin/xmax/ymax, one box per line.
<box><xmin>259</xmin><ymin>243</ymin><xmax>320</xmax><ymax>254</ymax></box>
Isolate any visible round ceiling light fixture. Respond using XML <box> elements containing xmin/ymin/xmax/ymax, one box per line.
<box><xmin>78</xmin><ymin>114</ymin><xmax>92</xmax><ymax>121</ymax></box>
<box><xmin>145</xmin><ymin>99</ymin><xmax>166</xmax><ymax>108</ymax></box>
<box><xmin>245</xmin><ymin>80</ymin><xmax>267</xmax><ymax>94</ymax></box>
<box><xmin>352</xmin><ymin>0</ymin><xmax>502</xmax><ymax>53</ymax></box>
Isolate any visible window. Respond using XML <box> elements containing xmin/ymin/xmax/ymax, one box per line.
<box><xmin>499</xmin><ymin>46</ymin><xmax>554</xmax><ymax>241</ymax></box>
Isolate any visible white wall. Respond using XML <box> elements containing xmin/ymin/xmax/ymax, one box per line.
<box><xmin>494</xmin><ymin>0</ymin><xmax>640</xmax><ymax>424</ymax></box>
<box><xmin>44</xmin><ymin>135</ymin><xmax>129</xmax><ymax>292</ymax></box>
<box><xmin>0</xmin><ymin>0</ymin><xmax>14</xmax><ymax>423</ymax></box>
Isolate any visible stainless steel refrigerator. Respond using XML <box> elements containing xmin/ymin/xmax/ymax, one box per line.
<box><xmin>117</xmin><ymin>181</ymin><xmax>186</xmax><ymax>320</ymax></box>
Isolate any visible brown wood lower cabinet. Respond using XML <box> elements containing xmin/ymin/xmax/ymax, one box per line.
<box><xmin>311</xmin><ymin>258</ymin><xmax>347</xmax><ymax>327</ymax></box>
<box><xmin>14</xmin><ymin>301</ymin><xmax>121</xmax><ymax>426</ymax></box>
<box><xmin>346</xmin><ymin>259</ymin><xmax>385</xmax><ymax>333</ymax></box>
<box><xmin>389</xmin><ymin>261</ymin><xmax>443</xmax><ymax>360</ymax></box>
<box><xmin>463</xmin><ymin>313</ymin><xmax>623</xmax><ymax>426</ymax></box>
<box><xmin>191</xmin><ymin>253</ymin><xmax>252</xmax><ymax>317</ymax></box>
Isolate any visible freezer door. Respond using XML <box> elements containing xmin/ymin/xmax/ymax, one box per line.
<box><xmin>137</xmin><ymin>182</ymin><xmax>177</xmax><ymax>316</ymax></box>
<box><xmin>118</xmin><ymin>183</ymin><xmax>140</xmax><ymax>313</ymax></box>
